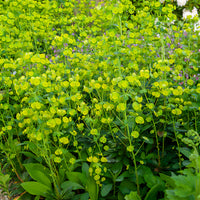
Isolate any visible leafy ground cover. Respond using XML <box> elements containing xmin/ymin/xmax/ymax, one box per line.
<box><xmin>0</xmin><ymin>0</ymin><xmax>200</xmax><ymax>199</ymax></box>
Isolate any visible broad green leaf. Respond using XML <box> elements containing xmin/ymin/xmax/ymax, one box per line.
<box><xmin>101</xmin><ymin>184</ymin><xmax>112</xmax><ymax>197</ymax></box>
<box><xmin>171</xmin><ymin>174</ymin><xmax>196</xmax><ymax>197</ymax></box>
<box><xmin>23</xmin><ymin>163</ymin><xmax>52</xmax><ymax>188</ymax></box>
<box><xmin>125</xmin><ymin>191</ymin><xmax>141</xmax><ymax>200</ymax></box>
<box><xmin>61</xmin><ymin>181</ymin><xmax>84</xmax><ymax>191</ymax></box>
<box><xmin>111</xmin><ymin>162</ymin><xmax>123</xmax><ymax>175</ymax></box>
<box><xmin>159</xmin><ymin>173</ymin><xmax>175</xmax><ymax>188</ymax></box>
<box><xmin>116</xmin><ymin>171</ymin><xmax>130</xmax><ymax>182</ymax></box>
<box><xmin>165</xmin><ymin>190</ymin><xmax>185</xmax><ymax>200</ymax></box>
<box><xmin>66</xmin><ymin>172</ymin><xmax>86</xmax><ymax>186</ymax></box>
<box><xmin>144</xmin><ymin>183</ymin><xmax>164</xmax><ymax>200</ymax></box>
<box><xmin>119</xmin><ymin>180</ymin><xmax>137</xmax><ymax>194</ymax></box>
<box><xmin>86</xmin><ymin>176</ymin><xmax>99</xmax><ymax>200</ymax></box>
<box><xmin>72</xmin><ymin>193</ymin><xmax>89</xmax><ymax>200</ymax></box>
<box><xmin>143</xmin><ymin>167</ymin><xmax>157</xmax><ymax>188</ymax></box>
<box><xmin>179</xmin><ymin>147</ymin><xmax>191</xmax><ymax>159</ymax></box>
<box><xmin>21</xmin><ymin>181</ymin><xmax>52</xmax><ymax>197</ymax></box>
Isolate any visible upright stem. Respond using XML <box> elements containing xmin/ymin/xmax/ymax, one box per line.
<box><xmin>132</xmin><ymin>151</ymin><xmax>140</xmax><ymax>196</ymax></box>
<box><xmin>152</xmin><ymin>117</ymin><xmax>161</xmax><ymax>166</ymax></box>
<box><xmin>124</xmin><ymin>102</ymin><xmax>140</xmax><ymax>196</ymax></box>
<box><xmin>172</xmin><ymin>118</ymin><xmax>181</xmax><ymax>170</ymax></box>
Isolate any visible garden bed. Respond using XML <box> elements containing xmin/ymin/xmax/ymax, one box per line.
<box><xmin>0</xmin><ymin>0</ymin><xmax>200</xmax><ymax>200</ymax></box>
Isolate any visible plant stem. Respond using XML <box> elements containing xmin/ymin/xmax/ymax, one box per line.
<box><xmin>172</xmin><ymin>118</ymin><xmax>181</xmax><ymax>170</ymax></box>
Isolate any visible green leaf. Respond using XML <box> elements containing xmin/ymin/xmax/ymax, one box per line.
<box><xmin>82</xmin><ymin>162</ymin><xmax>89</xmax><ymax>178</ymax></box>
<box><xmin>80</xmin><ymin>193</ymin><xmax>89</xmax><ymax>200</ymax></box>
<box><xmin>111</xmin><ymin>162</ymin><xmax>123</xmax><ymax>175</ymax></box>
<box><xmin>170</xmin><ymin>174</ymin><xmax>196</xmax><ymax>197</ymax></box>
<box><xmin>64</xmin><ymin>151</ymin><xmax>76</xmax><ymax>162</ymax></box>
<box><xmin>118</xmin><ymin>191</ymin><xmax>124</xmax><ymax>200</ymax></box>
<box><xmin>23</xmin><ymin>163</ymin><xmax>52</xmax><ymax>188</ymax></box>
<box><xmin>101</xmin><ymin>184</ymin><xmax>112</xmax><ymax>197</ymax></box>
<box><xmin>159</xmin><ymin>173</ymin><xmax>175</xmax><ymax>188</ymax></box>
<box><xmin>0</xmin><ymin>174</ymin><xmax>11</xmax><ymax>185</ymax></box>
<box><xmin>61</xmin><ymin>181</ymin><xmax>84</xmax><ymax>191</ymax></box>
<box><xmin>86</xmin><ymin>176</ymin><xmax>99</xmax><ymax>200</ymax></box>
<box><xmin>20</xmin><ymin>152</ymin><xmax>42</xmax><ymax>162</ymax></box>
<box><xmin>66</xmin><ymin>172</ymin><xmax>86</xmax><ymax>186</ymax></box>
<box><xmin>119</xmin><ymin>180</ymin><xmax>137</xmax><ymax>194</ymax></box>
<box><xmin>34</xmin><ymin>196</ymin><xmax>40</xmax><ymax>200</ymax></box>
<box><xmin>125</xmin><ymin>191</ymin><xmax>141</xmax><ymax>200</ymax></box>
<box><xmin>21</xmin><ymin>181</ymin><xmax>52</xmax><ymax>197</ymax></box>
<box><xmin>179</xmin><ymin>147</ymin><xmax>191</xmax><ymax>159</ymax></box>
<box><xmin>143</xmin><ymin>167</ymin><xmax>157</xmax><ymax>188</ymax></box>
<box><xmin>72</xmin><ymin>193</ymin><xmax>89</xmax><ymax>200</ymax></box>
<box><xmin>144</xmin><ymin>183</ymin><xmax>164</xmax><ymax>200</ymax></box>
<box><xmin>116</xmin><ymin>171</ymin><xmax>130</xmax><ymax>182</ymax></box>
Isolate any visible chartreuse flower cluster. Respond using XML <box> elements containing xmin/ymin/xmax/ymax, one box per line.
<box><xmin>0</xmin><ymin>0</ymin><xmax>200</xmax><ymax>199</ymax></box>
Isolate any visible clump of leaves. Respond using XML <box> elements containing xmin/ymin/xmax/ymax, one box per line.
<box><xmin>164</xmin><ymin>130</ymin><xmax>200</xmax><ymax>200</ymax></box>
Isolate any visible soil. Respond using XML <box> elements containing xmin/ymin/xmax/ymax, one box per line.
<box><xmin>0</xmin><ymin>190</ymin><xmax>9</xmax><ymax>200</ymax></box>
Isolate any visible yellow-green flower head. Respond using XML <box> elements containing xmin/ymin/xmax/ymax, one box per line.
<box><xmin>146</xmin><ymin>103</ymin><xmax>154</xmax><ymax>110</ymax></box>
<box><xmin>187</xmin><ymin>79</ymin><xmax>194</xmax><ymax>86</ymax></box>
<box><xmin>135</xmin><ymin>116</ymin><xmax>144</xmax><ymax>124</ymax></box>
<box><xmin>47</xmin><ymin>119</ymin><xmax>56</xmax><ymax>128</ymax></box>
<box><xmin>132</xmin><ymin>102</ymin><xmax>142</xmax><ymax>111</ymax></box>
<box><xmin>59</xmin><ymin>137</ymin><xmax>69</xmax><ymax>145</ymax></box>
<box><xmin>110</xmin><ymin>92</ymin><xmax>120</xmax><ymax>102</ymax></box>
<box><xmin>131</xmin><ymin>131</ymin><xmax>139</xmax><ymax>138</ymax></box>
<box><xmin>54</xmin><ymin>157</ymin><xmax>62</xmax><ymax>163</ymax></box>
<box><xmin>100</xmin><ymin>136</ymin><xmax>107</xmax><ymax>143</ymax></box>
<box><xmin>69</xmin><ymin>158</ymin><xmax>76</xmax><ymax>165</ymax></box>
<box><xmin>118</xmin><ymin>80</ymin><xmax>129</xmax><ymax>89</ymax></box>
<box><xmin>92</xmin><ymin>156</ymin><xmax>99</xmax><ymax>163</ymax></box>
<box><xmin>55</xmin><ymin>149</ymin><xmax>63</xmax><ymax>155</ymax></box>
<box><xmin>140</xmin><ymin>70</ymin><xmax>150</xmax><ymax>79</ymax></box>
<box><xmin>95</xmin><ymin>167</ymin><xmax>102</xmax><ymax>174</ymax></box>
<box><xmin>116</xmin><ymin>103</ymin><xmax>126</xmax><ymax>112</ymax></box>
<box><xmin>127</xmin><ymin>145</ymin><xmax>134</xmax><ymax>152</ymax></box>
<box><xmin>101</xmin><ymin>157</ymin><xmax>107</xmax><ymax>163</ymax></box>
<box><xmin>90</xmin><ymin>129</ymin><xmax>98</xmax><ymax>136</ymax></box>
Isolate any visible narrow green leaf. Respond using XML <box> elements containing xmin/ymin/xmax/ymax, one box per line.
<box><xmin>86</xmin><ymin>176</ymin><xmax>99</xmax><ymax>200</ymax></box>
<box><xmin>118</xmin><ymin>191</ymin><xmax>124</xmax><ymax>200</ymax></box>
<box><xmin>34</xmin><ymin>196</ymin><xmax>40</xmax><ymax>200</ymax></box>
<box><xmin>20</xmin><ymin>151</ymin><xmax>42</xmax><ymax>162</ymax></box>
<box><xmin>82</xmin><ymin>162</ymin><xmax>89</xmax><ymax>178</ymax></box>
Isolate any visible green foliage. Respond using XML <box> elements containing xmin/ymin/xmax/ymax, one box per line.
<box><xmin>125</xmin><ymin>191</ymin><xmax>141</xmax><ymax>200</ymax></box>
<box><xmin>101</xmin><ymin>184</ymin><xmax>113</xmax><ymax>197</ymax></box>
<box><xmin>164</xmin><ymin>130</ymin><xmax>200</xmax><ymax>200</ymax></box>
<box><xmin>21</xmin><ymin>182</ymin><xmax>52</xmax><ymax>197</ymax></box>
<box><xmin>23</xmin><ymin>163</ymin><xmax>52</xmax><ymax>188</ymax></box>
<box><xmin>0</xmin><ymin>172</ymin><xmax>11</xmax><ymax>197</ymax></box>
<box><xmin>0</xmin><ymin>0</ymin><xmax>200</xmax><ymax>199</ymax></box>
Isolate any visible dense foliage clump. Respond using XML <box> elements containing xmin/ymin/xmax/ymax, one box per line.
<box><xmin>0</xmin><ymin>0</ymin><xmax>200</xmax><ymax>199</ymax></box>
